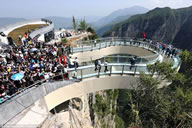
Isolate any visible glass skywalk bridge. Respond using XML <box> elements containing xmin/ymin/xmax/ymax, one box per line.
<box><xmin>0</xmin><ymin>37</ymin><xmax>181</xmax><ymax>127</ymax></box>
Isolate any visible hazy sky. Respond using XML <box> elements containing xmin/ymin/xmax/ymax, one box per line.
<box><xmin>0</xmin><ymin>0</ymin><xmax>192</xmax><ymax>18</ymax></box>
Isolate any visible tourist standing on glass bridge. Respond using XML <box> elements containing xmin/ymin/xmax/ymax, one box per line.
<box><xmin>130</xmin><ymin>56</ymin><xmax>137</xmax><ymax>70</ymax></box>
<box><xmin>95</xmin><ymin>60</ymin><xmax>98</xmax><ymax>71</ymax></box>
<box><xmin>73</xmin><ymin>57</ymin><xmax>79</xmax><ymax>70</ymax></box>
<box><xmin>94</xmin><ymin>40</ymin><xmax>97</xmax><ymax>47</ymax></box>
<box><xmin>104</xmin><ymin>61</ymin><xmax>108</xmax><ymax>72</ymax></box>
<box><xmin>98</xmin><ymin>59</ymin><xmax>101</xmax><ymax>72</ymax></box>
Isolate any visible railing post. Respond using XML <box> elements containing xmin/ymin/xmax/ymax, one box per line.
<box><xmin>134</xmin><ymin>66</ymin><xmax>137</xmax><ymax>76</ymax></box>
<box><xmin>81</xmin><ymin>69</ymin><xmax>83</xmax><ymax>81</ymax></box>
<box><xmin>91</xmin><ymin>44</ymin><xmax>93</xmax><ymax>51</ymax></box>
<box><xmin>124</xmin><ymin>39</ymin><xmax>126</xmax><ymax>46</ymax></box>
<box><xmin>109</xmin><ymin>65</ymin><xmax>112</xmax><ymax>76</ymax></box>
<box><xmin>104</xmin><ymin>56</ymin><xmax>106</xmax><ymax>63</ymax></box>
<box><xmin>117</xmin><ymin>55</ymin><xmax>120</xmax><ymax>63</ymax></box>
<box><xmin>61</xmin><ymin>69</ymin><xmax>64</xmax><ymax>81</ymax></box>
<box><xmin>121</xmin><ymin>65</ymin><xmax>125</xmax><ymax>76</ymax></box>
<box><xmin>97</xmin><ymin>70</ymin><xmax>100</xmax><ymax>78</ymax></box>
<box><xmin>82</xmin><ymin>45</ymin><xmax>83</xmax><ymax>52</ymax></box>
<box><xmin>113</xmin><ymin>39</ymin><xmax>115</xmax><ymax>46</ymax></box>
<box><xmin>91</xmin><ymin>56</ymin><xmax>93</xmax><ymax>64</ymax></box>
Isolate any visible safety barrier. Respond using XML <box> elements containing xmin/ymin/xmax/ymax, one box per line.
<box><xmin>72</xmin><ymin>38</ymin><xmax>161</xmax><ymax>65</ymax></box>
<box><xmin>0</xmin><ymin>37</ymin><xmax>181</xmax><ymax>126</ymax></box>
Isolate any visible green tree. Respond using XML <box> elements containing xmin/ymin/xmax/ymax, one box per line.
<box><xmin>117</xmin><ymin>59</ymin><xmax>192</xmax><ymax>127</ymax></box>
<box><xmin>87</xmin><ymin>27</ymin><xmax>95</xmax><ymax>33</ymax></box>
<box><xmin>180</xmin><ymin>50</ymin><xmax>192</xmax><ymax>77</ymax></box>
<box><xmin>115</xmin><ymin>115</ymin><xmax>125</xmax><ymax>128</ymax></box>
<box><xmin>72</xmin><ymin>16</ymin><xmax>77</xmax><ymax>31</ymax></box>
<box><xmin>86</xmin><ymin>27</ymin><xmax>99</xmax><ymax>40</ymax></box>
<box><xmin>79</xmin><ymin>19</ymin><xmax>88</xmax><ymax>31</ymax></box>
<box><xmin>147</xmin><ymin>61</ymin><xmax>175</xmax><ymax>80</ymax></box>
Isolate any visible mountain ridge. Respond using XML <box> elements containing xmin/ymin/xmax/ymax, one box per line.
<box><xmin>103</xmin><ymin>6</ymin><xmax>192</xmax><ymax>50</ymax></box>
<box><xmin>94</xmin><ymin>6</ymin><xmax>149</xmax><ymax>36</ymax></box>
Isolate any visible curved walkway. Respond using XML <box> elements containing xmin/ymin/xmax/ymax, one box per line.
<box><xmin>72</xmin><ymin>46</ymin><xmax>158</xmax><ymax>64</ymax></box>
<box><xmin>0</xmin><ymin>38</ymin><xmax>181</xmax><ymax>127</ymax></box>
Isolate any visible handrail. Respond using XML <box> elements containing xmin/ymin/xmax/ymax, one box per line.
<box><xmin>67</xmin><ymin>63</ymin><xmax>147</xmax><ymax>80</ymax></box>
<box><xmin>72</xmin><ymin>38</ymin><xmax>157</xmax><ymax>53</ymax></box>
<box><xmin>74</xmin><ymin>37</ymin><xmax>145</xmax><ymax>46</ymax></box>
<box><xmin>75</xmin><ymin>54</ymin><xmax>160</xmax><ymax>66</ymax></box>
<box><xmin>72</xmin><ymin>38</ymin><xmax>161</xmax><ymax>65</ymax></box>
<box><xmin>67</xmin><ymin>57</ymin><xmax>181</xmax><ymax>80</ymax></box>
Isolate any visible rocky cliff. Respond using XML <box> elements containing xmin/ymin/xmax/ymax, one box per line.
<box><xmin>103</xmin><ymin>6</ymin><xmax>192</xmax><ymax>50</ymax></box>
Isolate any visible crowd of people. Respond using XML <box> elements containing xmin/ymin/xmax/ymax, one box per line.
<box><xmin>126</xmin><ymin>38</ymin><xmax>180</xmax><ymax>57</ymax></box>
<box><xmin>0</xmin><ymin>32</ymin><xmax>79</xmax><ymax>103</ymax></box>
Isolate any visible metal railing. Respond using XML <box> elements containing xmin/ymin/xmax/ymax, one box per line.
<box><xmin>72</xmin><ymin>37</ymin><xmax>161</xmax><ymax>65</ymax></box>
<box><xmin>67</xmin><ymin>63</ymin><xmax>149</xmax><ymax>80</ymax></box>
<box><xmin>77</xmin><ymin>54</ymin><xmax>160</xmax><ymax>66</ymax></box>
<box><xmin>67</xmin><ymin>57</ymin><xmax>181</xmax><ymax>80</ymax></box>
<box><xmin>72</xmin><ymin>37</ymin><xmax>159</xmax><ymax>53</ymax></box>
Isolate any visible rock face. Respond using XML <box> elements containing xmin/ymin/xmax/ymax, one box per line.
<box><xmin>103</xmin><ymin>6</ymin><xmax>192</xmax><ymax>50</ymax></box>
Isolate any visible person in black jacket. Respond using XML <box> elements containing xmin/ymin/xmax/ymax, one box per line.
<box><xmin>95</xmin><ymin>60</ymin><xmax>98</xmax><ymax>71</ymax></box>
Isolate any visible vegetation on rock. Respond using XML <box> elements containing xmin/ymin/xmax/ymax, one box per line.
<box><xmin>103</xmin><ymin>6</ymin><xmax>192</xmax><ymax>50</ymax></box>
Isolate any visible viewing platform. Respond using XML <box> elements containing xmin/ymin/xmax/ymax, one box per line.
<box><xmin>0</xmin><ymin>36</ymin><xmax>181</xmax><ymax>127</ymax></box>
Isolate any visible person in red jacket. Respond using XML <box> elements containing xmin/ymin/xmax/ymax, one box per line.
<box><xmin>142</xmin><ymin>32</ymin><xmax>146</xmax><ymax>39</ymax></box>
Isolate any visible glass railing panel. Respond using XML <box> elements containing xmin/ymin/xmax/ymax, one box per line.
<box><xmin>136</xmin><ymin>66</ymin><xmax>148</xmax><ymax>73</ymax></box>
<box><xmin>111</xmin><ymin>65</ymin><xmax>123</xmax><ymax>74</ymax></box>
<box><xmin>119</xmin><ymin>57</ymin><xmax>131</xmax><ymax>64</ymax></box>
<box><xmin>82</xmin><ymin>45</ymin><xmax>92</xmax><ymax>52</ymax></box>
<box><xmin>104</xmin><ymin>56</ymin><xmax>118</xmax><ymax>63</ymax></box>
<box><xmin>80</xmin><ymin>67</ymin><xmax>97</xmax><ymax>78</ymax></box>
<box><xmin>124</xmin><ymin>65</ymin><xmax>135</xmax><ymax>73</ymax></box>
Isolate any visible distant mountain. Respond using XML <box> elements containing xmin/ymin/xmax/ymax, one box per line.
<box><xmin>95</xmin><ymin>14</ymin><xmax>132</xmax><ymax>36</ymax></box>
<box><xmin>94</xmin><ymin>6</ymin><xmax>149</xmax><ymax>36</ymax></box>
<box><xmin>103</xmin><ymin>6</ymin><xmax>192</xmax><ymax>50</ymax></box>
<box><xmin>0</xmin><ymin>17</ymin><xmax>26</xmax><ymax>28</ymax></box>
